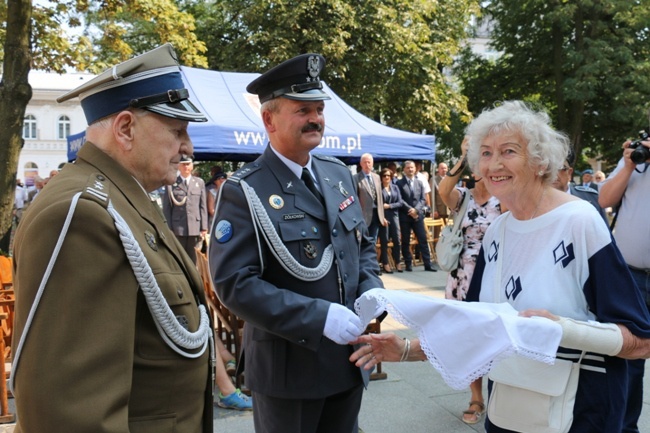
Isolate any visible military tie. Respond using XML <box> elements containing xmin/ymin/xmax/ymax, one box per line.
<box><xmin>301</xmin><ymin>167</ymin><xmax>324</xmax><ymax>205</ymax></box>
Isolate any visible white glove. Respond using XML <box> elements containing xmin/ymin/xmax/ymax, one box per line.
<box><xmin>323</xmin><ymin>303</ymin><xmax>364</xmax><ymax>345</ymax></box>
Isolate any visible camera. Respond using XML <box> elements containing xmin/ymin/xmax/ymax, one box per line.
<box><xmin>629</xmin><ymin>129</ymin><xmax>650</xmax><ymax>164</ymax></box>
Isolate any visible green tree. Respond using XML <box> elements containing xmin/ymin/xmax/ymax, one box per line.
<box><xmin>0</xmin><ymin>0</ymin><xmax>32</xmax><ymax>255</ymax></box>
<box><xmin>0</xmin><ymin>0</ymin><xmax>207</xmax><ymax>254</ymax></box>
<box><xmin>456</xmin><ymin>0</ymin><xmax>650</xmax><ymax>170</ymax></box>
<box><xmin>185</xmin><ymin>0</ymin><xmax>479</xmax><ymax>138</ymax></box>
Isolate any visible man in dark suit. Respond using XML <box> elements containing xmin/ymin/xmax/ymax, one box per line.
<box><xmin>396</xmin><ymin>160</ymin><xmax>437</xmax><ymax>272</ymax></box>
<box><xmin>354</xmin><ymin>152</ymin><xmax>386</xmax><ymax>243</ymax></box>
<box><xmin>162</xmin><ymin>156</ymin><xmax>208</xmax><ymax>264</ymax></box>
<box><xmin>553</xmin><ymin>151</ymin><xmax>607</xmax><ymax>225</ymax></box>
<box><xmin>209</xmin><ymin>53</ymin><xmax>384</xmax><ymax>433</ymax></box>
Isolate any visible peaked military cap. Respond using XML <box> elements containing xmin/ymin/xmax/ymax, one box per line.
<box><xmin>246</xmin><ymin>53</ymin><xmax>331</xmax><ymax>104</ymax></box>
<box><xmin>57</xmin><ymin>43</ymin><xmax>207</xmax><ymax>124</ymax></box>
<box><xmin>179</xmin><ymin>155</ymin><xmax>193</xmax><ymax>164</ymax></box>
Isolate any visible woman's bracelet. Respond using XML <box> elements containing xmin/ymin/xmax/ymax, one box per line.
<box><xmin>446</xmin><ymin>157</ymin><xmax>467</xmax><ymax>177</ymax></box>
<box><xmin>400</xmin><ymin>338</ymin><xmax>411</xmax><ymax>362</ymax></box>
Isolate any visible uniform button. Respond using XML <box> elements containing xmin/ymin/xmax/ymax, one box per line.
<box><xmin>353</xmin><ymin>218</ymin><xmax>357</xmax><ymax>223</ymax></box>
<box><xmin>96</xmin><ymin>175</ymin><xmax>105</xmax><ymax>181</ymax></box>
<box><xmin>301</xmin><ymin>230</ymin><xmax>307</xmax><ymax>237</ymax></box>
<box><xmin>312</xmin><ymin>227</ymin><xmax>318</xmax><ymax>234</ymax></box>
<box><xmin>339</xmin><ymin>251</ymin><xmax>345</xmax><ymax>259</ymax></box>
<box><xmin>343</xmin><ymin>274</ymin><xmax>348</xmax><ymax>282</ymax></box>
<box><xmin>177</xmin><ymin>288</ymin><xmax>184</xmax><ymax>299</ymax></box>
<box><xmin>332</xmin><ymin>229</ymin><xmax>338</xmax><ymax>237</ymax></box>
<box><xmin>298</xmin><ymin>339</ymin><xmax>307</xmax><ymax>345</ymax></box>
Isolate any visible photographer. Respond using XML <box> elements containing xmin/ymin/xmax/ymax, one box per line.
<box><xmin>599</xmin><ymin>133</ymin><xmax>650</xmax><ymax>433</ymax></box>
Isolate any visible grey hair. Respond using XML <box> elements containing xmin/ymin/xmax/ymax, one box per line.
<box><xmin>465</xmin><ymin>101</ymin><xmax>569</xmax><ymax>185</ymax></box>
<box><xmin>87</xmin><ymin>108</ymin><xmax>150</xmax><ymax>132</ymax></box>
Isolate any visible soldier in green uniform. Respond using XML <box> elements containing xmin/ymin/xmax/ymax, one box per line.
<box><xmin>11</xmin><ymin>44</ymin><xmax>214</xmax><ymax>433</ymax></box>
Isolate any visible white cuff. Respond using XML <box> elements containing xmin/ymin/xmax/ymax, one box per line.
<box><xmin>557</xmin><ymin>317</ymin><xmax>623</xmax><ymax>356</ymax></box>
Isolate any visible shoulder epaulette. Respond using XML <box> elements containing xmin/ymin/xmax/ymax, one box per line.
<box><xmin>227</xmin><ymin>162</ymin><xmax>262</xmax><ymax>184</ymax></box>
<box><xmin>574</xmin><ymin>185</ymin><xmax>598</xmax><ymax>195</ymax></box>
<box><xmin>313</xmin><ymin>154</ymin><xmax>346</xmax><ymax>166</ymax></box>
<box><xmin>80</xmin><ymin>172</ymin><xmax>109</xmax><ymax>208</ymax></box>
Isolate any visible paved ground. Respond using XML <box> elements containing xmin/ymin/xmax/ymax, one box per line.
<box><xmin>210</xmin><ymin>265</ymin><xmax>650</xmax><ymax>433</ymax></box>
<box><xmin>5</xmin><ymin>265</ymin><xmax>650</xmax><ymax>432</ymax></box>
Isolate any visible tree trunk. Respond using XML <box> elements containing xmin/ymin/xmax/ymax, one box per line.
<box><xmin>0</xmin><ymin>0</ymin><xmax>32</xmax><ymax>255</ymax></box>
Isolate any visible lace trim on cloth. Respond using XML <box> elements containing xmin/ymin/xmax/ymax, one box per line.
<box><xmin>355</xmin><ymin>289</ymin><xmax>562</xmax><ymax>390</ymax></box>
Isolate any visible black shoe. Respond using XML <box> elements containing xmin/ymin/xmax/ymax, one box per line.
<box><xmin>405</xmin><ymin>265</ymin><xmax>413</xmax><ymax>272</ymax></box>
<box><xmin>397</xmin><ymin>268</ymin><xmax>404</xmax><ymax>273</ymax></box>
<box><xmin>424</xmin><ymin>267</ymin><xmax>437</xmax><ymax>272</ymax></box>
<box><xmin>382</xmin><ymin>265</ymin><xmax>394</xmax><ymax>274</ymax></box>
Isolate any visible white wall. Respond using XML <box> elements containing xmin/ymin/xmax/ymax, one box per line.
<box><xmin>17</xmin><ymin>71</ymin><xmax>93</xmax><ymax>185</ymax></box>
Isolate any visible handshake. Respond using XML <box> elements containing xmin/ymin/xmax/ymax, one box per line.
<box><xmin>323</xmin><ymin>303</ymin><xmax>382</xmax><ymax>345</ymax></box>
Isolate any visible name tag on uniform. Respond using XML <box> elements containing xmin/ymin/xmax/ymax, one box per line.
<box><xmin>283</xmin><ymin>213</ymin><xmax>305</xmax><ymax>220</ymax></box>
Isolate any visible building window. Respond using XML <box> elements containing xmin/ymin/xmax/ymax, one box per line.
<box><xmin>57</xmin><ymin>115</ymin><xmax>71</xmax><ymax>139</ymax></box>
<box><xmin>23</xmin><ymin>115</ymin><xmax>37</xmax><ymax>139</ymax></box>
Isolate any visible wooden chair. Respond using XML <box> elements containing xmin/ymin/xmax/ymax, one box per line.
<box><xmin>424</xmin><ymin>218</ymin><xmax>445</xmax><ymax>262</ymax></box>
<box><xmin>194</xmin><ymin>248</ymin><xmax>245</xmax><ymax>388</ymax></box>
<box><xmin>0</xmin><ymin>257</ymin><xmax>15</xmax><ymax>423</ymax></box>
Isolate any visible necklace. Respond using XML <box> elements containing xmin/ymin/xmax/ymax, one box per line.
<box><xmin>529</xmin><ymin>188</ymin><xmax>546</xmax><ymax>220</ymax></box>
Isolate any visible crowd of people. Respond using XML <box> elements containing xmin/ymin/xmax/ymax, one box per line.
<box><xmin>9</xmin><ymin>43</ymin><xmax>650</xmax><ymax>433</ymax></box>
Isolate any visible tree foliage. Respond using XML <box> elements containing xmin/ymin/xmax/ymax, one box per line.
<box><xmin>456</xmin><ymin>0</ymin><xmax>650</xmax><ymax>170</ymax></box>
<box><xmin>0</xmin><ymin>0</ymin><xmax>208</xmax><ymax>254</ymax></box>
<box><xmin>185</xmin><ymin>0</ymin><xmax>479</xmax><ymax>139</ymax></box>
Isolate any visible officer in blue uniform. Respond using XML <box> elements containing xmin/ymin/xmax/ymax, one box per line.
<box><xmin>553</xmin><ymin>149</ymin><xmax>608</xmax><ymax>226</ymax></box>
<box><xmin>208</xmin><ymin>53</ymin><xmax>384</xmax><ymax>433</ymax></box>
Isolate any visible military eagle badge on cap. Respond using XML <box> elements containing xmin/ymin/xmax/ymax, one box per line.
<box><xmin>307</xmin><ymin>55</ymin><xmax>321</xmax><ymax>79</ymax></box>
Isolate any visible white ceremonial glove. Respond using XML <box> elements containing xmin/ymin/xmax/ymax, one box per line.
<box><xmin>323</xmin><ymin>303</ymin><xmax>364</xmax><ymax>345</ymax></box>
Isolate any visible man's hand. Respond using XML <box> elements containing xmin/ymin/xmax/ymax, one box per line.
<box><xmin>323</xmin><ymin>304</ymin><xmax>364</xmax><ymax>345</ymax></box>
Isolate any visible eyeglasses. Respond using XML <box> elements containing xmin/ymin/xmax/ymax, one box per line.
<box><xmin>382</xmin><ymin>174</ymin><xmax>391</xmax><ymax>178</ymax></box>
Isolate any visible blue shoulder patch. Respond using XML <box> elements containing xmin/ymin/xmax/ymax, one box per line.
<box><xmin>214</xmin><ymin>220</ymin><xmax>233</xmax><ymax>243</ymax></box>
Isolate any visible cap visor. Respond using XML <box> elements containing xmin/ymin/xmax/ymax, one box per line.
<box><xmin>145</xmin><ymin>99</ymin><xmax>207</xmax><ymax>122</ymax></box>
<box><xmin>282</xmin><ymin>89</ymin><xmax>331</xmax><ymax>101</ymax></box>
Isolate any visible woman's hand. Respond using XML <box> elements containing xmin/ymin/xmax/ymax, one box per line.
<box><xmin>518</xmin><ymin>309</ymin><xmax>560</xmax><ymax>321</ymax></box>
<box><xmin>350</xmin><ymin>333</ymin><xmax>404</xmax><ymax>370</ymax></box>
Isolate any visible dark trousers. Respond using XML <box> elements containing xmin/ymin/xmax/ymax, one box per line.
<box><xmin>367</xmin><ymin>209</ymin><xmax>381</xmax><ymax>243</ymax></box>
<box><xmin>399</xmin><ymin>214</ymin><xmax>431</xmax><ymax>267</ymax></box>
<box><xmin>252</xmin><ymin>384</ymin><xmax>364</xmax><ymax>433</ymax></box>
<box><xmin>379</xmin><ymin>210</ymin><xmax>400</xmax><ymax>266</ymax></box>
<box><xmin>177</xmin><ymin>235</ymin><xmax>202</xmax><ymax>264</ymax></box>
<box><xmin>623</xmin><ymin>267</ymin><xmax>650</xmax><ymax>432</ymax></box>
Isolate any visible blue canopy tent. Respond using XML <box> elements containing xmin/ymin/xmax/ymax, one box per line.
<box><xmin>67</xmin><ymin>66</ymin><xmax>435</xmax><ymax>163</ymax></box>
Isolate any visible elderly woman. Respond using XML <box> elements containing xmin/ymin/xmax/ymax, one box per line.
<box><xmin>438</xmin><ymin>137</ymin><xmax>505</xmax><ymax>424</ymax></box>
<box><xmin>351</xmin><ymin>101</ymin><xmax>650</xmax><ymax>432</ymax></box>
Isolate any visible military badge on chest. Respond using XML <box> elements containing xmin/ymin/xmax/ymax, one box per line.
<box><xmin>303</xmin><ymin>241</ymin><xmax>318</xmax><ymax>259</ymax></box>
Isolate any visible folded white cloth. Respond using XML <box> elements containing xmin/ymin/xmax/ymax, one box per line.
<box><xmin>355</xmin><ymin>289</ymin><xmax>562</xmax><ymax>390</ymax></box>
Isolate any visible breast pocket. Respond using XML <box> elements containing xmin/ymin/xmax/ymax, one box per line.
<box><xmin>278</xmin><ymin>219</ymin><xmax>323</xmax><ymax>264</ymax></box>
<box><xmin>135</xmin><ymin>272</ymin><xmax>199</xmax><ymax>360</ymax></box>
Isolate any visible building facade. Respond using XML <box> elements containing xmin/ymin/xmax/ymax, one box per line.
<box><xmin>18</xmin><ymin>71</ymin><xmax>94</xmax><ymax>186</ymax></box>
